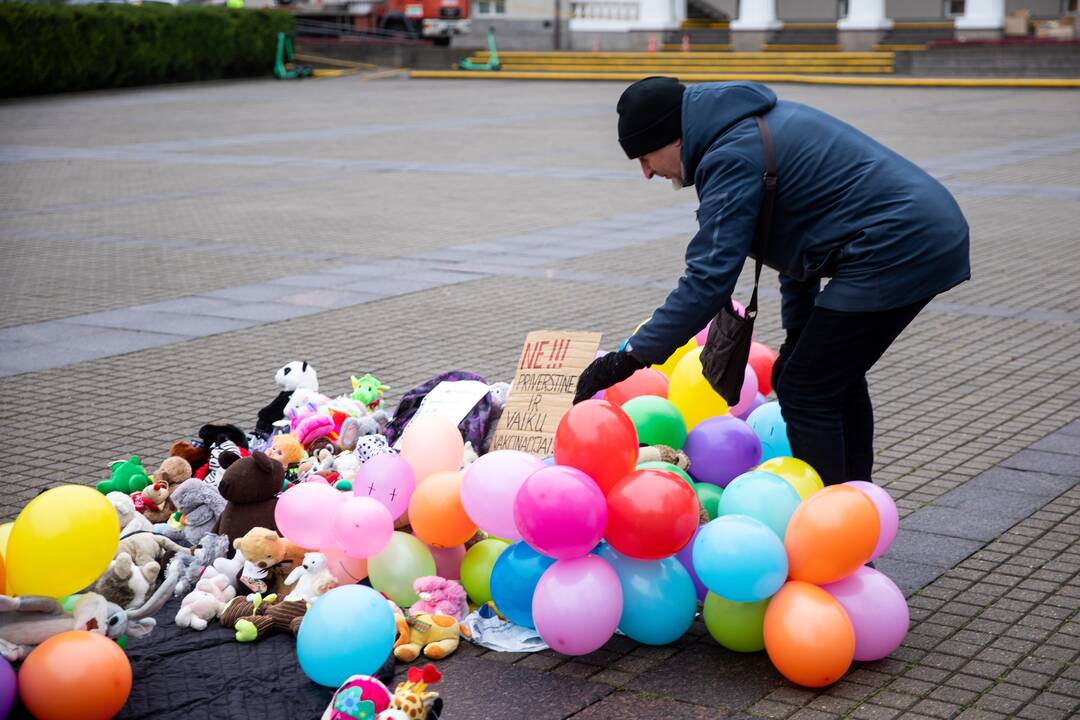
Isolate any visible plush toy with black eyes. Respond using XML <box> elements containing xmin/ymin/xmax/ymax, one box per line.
<box><xmin>254</xmin><ymin>360</ymin><xmax>319</xmax><ymax>438</ymax></box>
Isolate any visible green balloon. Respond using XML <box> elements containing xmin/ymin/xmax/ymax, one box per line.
<box><xmin>636</xmin><ymin>461</ymin><xmax>695</xmax><ymax>488</ymax></box>
<box><xmin>368</xmin><ymin>532</ymin><xmax>436</xmax><ymax>608</ymax></box>
<box><xmin>703</xmin><ymin>591</ymin><xmax>769</xmax><ymax>652</ymax></box>
<box><xmin>622</xmin><ymin>396</ymin><xmax>688</xmax><ymax>450</ymax></box>
<box><xmin>460</xmin><ymin>538</ymin><xmax>510</xmax><ymax>605</ymax></box>
<box><xmin>695</xmin><ymin>483</ymin><xmax>723</xmax><ymax>520</ymax></box>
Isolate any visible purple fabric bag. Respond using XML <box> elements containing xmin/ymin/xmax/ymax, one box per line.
<box><xmin>384</xmin><ymin>371</ymin><xmax>501</xmax><ymax>454</ymax></box>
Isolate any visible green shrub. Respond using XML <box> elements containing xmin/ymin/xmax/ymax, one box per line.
<box><xmin>0</xmin><ymin>3</ymin><xmax>295</xmax><ymax>97</ymax></box>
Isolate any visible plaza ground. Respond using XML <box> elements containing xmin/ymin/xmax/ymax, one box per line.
<box><xmin>0</xmin><ymin>76</ymin><xmax>1078</xmax><ymax>719</ymax></box>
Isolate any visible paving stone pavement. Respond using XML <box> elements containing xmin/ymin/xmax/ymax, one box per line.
<box><xmin>1</xmin><ymin>78</ymin><xmax>1078</xmax><ymax>719</ymax></box>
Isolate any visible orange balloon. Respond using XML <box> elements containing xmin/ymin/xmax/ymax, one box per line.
<box><xmin>19</xmin><ymin>630</ymin><xmax>132</xmax><ymax>720</ymax></box>
<box><xmin>784</xmin><ymin>485</ymin><xmax>879</xmax><ymax>585</ymax></box>
<box><xmin>408</xmin><ymin>471</ymin><xmax>477</xmax><ymax>549</ymax></box>
<box><xmin>764</xmin><ymin>581</ymin><xmax>855</xmax><ymax>687</ymax></box>
<box><xmin>606</xmin><ymin>368</ymin><xmax>669</xmax><ymax>406</ymax></box>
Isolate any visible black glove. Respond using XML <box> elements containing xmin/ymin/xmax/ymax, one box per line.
<box><xmin>573</xmin><ymin>350</ymin><xmax>645</xmax><ymax>404</ymax></box>
<box><xmin>772</xmin><ymin>326</ymin><xmax>803</xmax><ymax>393</ymax></box>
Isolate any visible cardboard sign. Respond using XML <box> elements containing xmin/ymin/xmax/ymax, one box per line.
<box><xmin>490</xmin><ymin>330</ymin><xmax>603</xmax><ymax>457</ymax></box>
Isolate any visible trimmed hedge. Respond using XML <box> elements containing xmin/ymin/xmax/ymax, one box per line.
<box><xmin>0</xmin><ymin>3</ymin><xmax>295</xmax><ymax>97</ymax></box>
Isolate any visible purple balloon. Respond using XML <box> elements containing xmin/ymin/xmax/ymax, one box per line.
<box><xmin>0</xmin><ymin>657</ymin><xmax>14</xmax><ymax>719</ymax></box>
<box><xmin>461</xmin><ymin>450</ymin><xmax>545</xmax><ymax>541</ymax></box>
<box><xmin>675</xmin><ymin>526</ymin><xmax>708</xmax><ymax>601</ymax></box>
<box><xmin>845</xmin><ymin>480</ymin><xmax>899</xmax><ymax>560</ymax></box>
<box><xmin>514</xmin><ymin>465</ymin><xmax>608</xmax><ymax>559</ymax></box>
<box><xmin>736</xmin><ymin>392</ymin><xmax>766</xmax><ymax>421</ymax></box>
<box><xmin>684</xmin><ymin>416</ymin><xmax>762</xmax><ymax>488</ymax></box>
<box><xmin>822</xmin><ymin>566</ymin><xmax>909</xmax><ymax>661</ymax></box>
<box><xmin>533</xmin><ymin>554</ymin><xmax>623</xmax><ymax>655</ymax></box>
<box><xmin>354</xmin><ymin>454</ymin><xmax>416</xmax><ymax>521</ymax></box>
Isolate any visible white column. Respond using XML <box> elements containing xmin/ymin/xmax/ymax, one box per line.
<box><xmin>837</xmin><ymin>0</ymin><xmax>893</xmax><ymax>31</ymax></box>
<box><xmin>955</xmin><ymin>0</ymin><xmax>1006</xmax><ymax>30</ymax></box>
<box><xmin>637</xmin><ymin>0</ymin><xmax>684</xmax><ymax>27</ymax></box>
<box><xmin>730</xmin><ymin>0</ymin><xmax>781</xmax><ymax>31</ymax></box>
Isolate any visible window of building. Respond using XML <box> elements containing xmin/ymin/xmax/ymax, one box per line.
<box><xmin>1063</xmin><ymin>0</ymin><xmax>1078</xmax><ymax>14</ymax></box>
<box><xmin>476</xmin><ymin>0</ymin><xmax>506</xmax><ymax>15</ymax></box>
<box><xmin>837</xmin><ymin>0</ymin><xmax>849</xmax><ymax>19</ymax></box>
<box><xmin>943</xmin><ymin>0</ymin><xmax>965</xmax><ymax>18</ymax></box>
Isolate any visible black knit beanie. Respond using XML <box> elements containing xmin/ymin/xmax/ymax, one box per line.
<box><xmin>617</xmin><ymin>76</ymin><xmax>686</xmax><ymax>160</ymax></box>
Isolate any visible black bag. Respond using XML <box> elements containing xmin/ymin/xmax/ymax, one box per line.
<box><xmin>699</xmin><ymin>115</ymin><xmax>778</xmax><ymax>405</ymax></box>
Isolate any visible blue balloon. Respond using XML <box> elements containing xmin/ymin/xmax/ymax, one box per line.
<box><xmin>746</xmin><ymin>401</ymin><xmax>792</xmax><ymax>461</ymax></box>
<box><xmin>297</xmin><ymin>584</ymin><xmax>395</xmax><ymax>687</ymax></box>
<box><xmin>717</xmin><ymin>470</ymin><xmax>802</xmax><ymax>540</ymax></box>
<box><xmin>490</xmin><ymin>541</ymin><xmax>555</xmax><ymax>628</ymax></box>
<box><xmin>693</xmin><ymin>515</ymin><xmax>787</xmax><ymax>602</ymax></box>
<box><xmin>596</xmin><ymin>543</ymin><xmax>697</xmax><ymax>645</ymax></box>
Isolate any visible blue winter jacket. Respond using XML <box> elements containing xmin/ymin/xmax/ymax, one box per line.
<box><xmin>626</xmin><ymin>81</ymin><xmax>970</xmax><ymax>366</ymax></box>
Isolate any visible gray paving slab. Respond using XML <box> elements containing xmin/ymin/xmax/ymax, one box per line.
<box><xmin>873</xmin><ymin>557</ymin><xmax>951</xmax><ymax>597</ymax></box>
<box><xmin>935</xmin><ymin>466</ymin><xmax>1078</xmax><ymax>504</ymax></box>
<box><xmin>1028</xmin><ymin>434</ymin><xmax>1080</xmax><ymax>456</ymax></box>
<box><xmin>882</xmin><ymin>529</ymin><xmax>986</xmax><ymax>568</ymax></box>
<box><xmin>635</xmin><ymin>645</ymin><xmax>783</xmax><ymax>710</ymax></box>
<box><xmin>1000</xmin><ymin>449</ymin><xmax>1079</xmax><ymax>477</ymax></box>
<box><xmin>70</xmin><ymin>308</ymin><xmax>255</xmax><ymax>337</ymax></box>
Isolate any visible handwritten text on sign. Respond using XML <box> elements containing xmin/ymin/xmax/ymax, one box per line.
<box><xmin>491</xmin><ymin>330</ymin><xmax>602</xmax><ymax>457</ymax></box>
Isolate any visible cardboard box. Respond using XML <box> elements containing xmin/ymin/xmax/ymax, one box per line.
<box><xmin>1005</xmin><ymin>9</ymin><xmax>1031</xmax><ymax>36</ymax></box>
<box><xmin>1034</xmin><ymin>18</ymin><xmax>1077</xmax><ymax>39</ymax></box>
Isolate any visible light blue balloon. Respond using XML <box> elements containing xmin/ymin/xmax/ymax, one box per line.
<box><xmin>717</xmin><ymin>470</ymin><xmax>802</xmax><ymax>540</ymax></box>
<box><xmin>693</xmin><ymin>515</ymin><xmax>788</xmax><ymax>602</ymax></box>
<box><xmin>746</xmin><ymin>402</ymin><xmax>792</xmax><ymax>461</ymax></box>
<box><xmin>297</xmin><ymin>584</ymin><xmax>395</xmax><ymax>687</ymax></box>
<box><xmin>596</xmin><ymin>543</ymin><xmax>697</xmax><ymax>645</ymax></box>
<box><xmin>491</xmin><ymin>541</ymin><xmax>555</xmax><ymax>629</ymax></box>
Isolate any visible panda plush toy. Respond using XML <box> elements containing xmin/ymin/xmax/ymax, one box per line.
<box><xmin>254</xmin><ymin>361</ymin><xmax>319</xmax><ymax>438</ymax></box>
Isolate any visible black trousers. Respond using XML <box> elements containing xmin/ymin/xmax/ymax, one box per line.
<box><xmin>772</xmin><ymin>297</ymin><xmax>931</xmax><ymax>486</ymax></box>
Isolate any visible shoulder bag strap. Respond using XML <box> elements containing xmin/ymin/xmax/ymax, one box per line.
<box><xmin>747</xmin><ymin>115</ymin><xmax>777</xmax><ymax>320</ymax></box>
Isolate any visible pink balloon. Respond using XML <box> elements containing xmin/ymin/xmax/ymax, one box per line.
<box><xmin>533</xmin><ymin>555</ymin><xmax>622</xmax><ymax>656</ymax></box>
<box><xmin>461</xmin><ymin>450</ymin><xmax>545</xmax><ymax>541</ymax></box>
<box><xmin>275</xmin><ymin>481</ymin><xmax>346</xmax><ymax>549</ymax></box>
<box><xmin>322</xmin><ymin>545</ymin><xmax>368</xmax><ymax>585</ymax></box>
<box><xmin>334</xmin><ymin>496</ymin><xmax>394</xmax><ymax>559</ymax></box>
<box><xmin>822</xmin><ymin>566</ymin><xmax>909</xmax><ymax>661</ymax></box>
<box><xmin>429</xmin><ymin>544</ymin><xmax>466</xmax><ymax>580</ymax></box>
<box><xmin>730</xmin><ymin>365</ymin><xmax>759</xmax><ymax>417</ymax></box>
<box><xmin>696</xmin><ymin>302</ymin><xmax>746</xmax><ymax>345</ymax></box>
<box><xmin>514</xmin><ymin>466</ymin><xmax>608</xmax><ymax>560</ymax></box>
<box><xmin>354</xmin><ymin>454</ymin><xmax>416</xmax><ymax>520</ymax></box>
<box><xmin>844</xmin><ymin>481</ymin><xmax>899</xmax><ymax>560</ymax></box>
<box><xmin>400</xmin><ymin>415</ymin><xmax>465</xmax><ymax>482</ymax></box>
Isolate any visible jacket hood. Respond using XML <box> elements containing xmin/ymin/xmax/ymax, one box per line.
<box><xmin>217</xmin><ymin>451</ymin><xmax>283</xmax><ymax>504</ymax></box>
<box><xmin>681</xmin><ymin>82</ymin><xmax>777</xmax><ymax>185</ymax></box>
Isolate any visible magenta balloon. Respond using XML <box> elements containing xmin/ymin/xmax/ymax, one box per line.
<box><xmin>334</xmin><ymin>496</ymin><xmax>394</xmax><ymax>559</ymax></box>
<box><xmin>354</xmin><ymin>454</ymin><xmax>416</xmax><ymax>520</ymax></box>
<box><xmin>429</xmin><ymin>544</ymin><xmax>466</xmax><ymax>580</ymax></box>
<box><xmin>533</xmin><ymin>555</ymin><xmax>623</xmax><ymax>655</ymax></box>
<box><xmin>513</xmin><ymin>465</ymin><xmax>608</xmax><ymax>560</ymax></box>
<box><xmin>730</xmin><ymin>365</ymin><xmax>759</xmax><ymax>417</ymax></box>
<box><xmin>684</xmin><ymin>416</ymin><xmax>763</xmax><ymax>488</ymax></box>
<box><xmin>275</xmin><ymin>481</ymin><xmax>346</xmax><ymax>549</ymax></box>
<box><xmin>844</xmin><ymin>481</ymin><xmax>899</xmax><ymax>560</ymax></box>
<box><xmin>694</xmin><ymin>319</ymin><xmax>712</xmax><ymax>346</ymax></box>
<box><xmin>822</xmin><ymin>566</ymin><xmax>909</xmax><ymax>661</ymax></box>
<box><xmin>461</xmin><ymin>450</ymin><xmax>545</xmax><ymax>541</ymax></box>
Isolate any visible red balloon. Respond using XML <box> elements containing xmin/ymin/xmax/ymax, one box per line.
<box><xmin>748</xmin><ymin>342</ymin><xmax>778</xmax><ymax>396</ymax></box>
<box><xmin>606</xmin><ymin>368</ymin><xmax>669</xmax><ymax>406</ymax></box>
<box><xmin>605</xmin><ymin>469</ymin><xmax>699</xmax><ymax>560</ymax></box>
<box><xmin>554</xmin><ymin>400</ymin><xmax>638</xmax><ymax>495</ymax></box>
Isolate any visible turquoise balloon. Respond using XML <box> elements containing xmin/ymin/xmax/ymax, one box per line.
<box><xmin>490</xmin><ymin>541</ymin><xmax>555</xmax><ymax>629</ymax></box>
<box><xmin>746</xmin><ymin>402</ymin><xmax>792</xmax><ymax>461</ymax></box>
<box><xmin>297</xmin><ymin>585</ymin><xmax>395</xmax><ymax>687</ymax></box>
<box><xmin>621</xmin><ymin>396</ymin><xmax>688</xmax><ymax>450</ymax></box>
<box><xmin>692</xmin><ymin>515</ymin><xmax>787</xmax><ymax>602</ymax></box>
<box><xmin>596</xmin><ymin>543</ymin><xmax>697</xmax><ymax>645</ymax></box>
<box><xmin>717</xmin><ymin>470</ymin><xmax>801</xmax><ymax>540</ymax></box>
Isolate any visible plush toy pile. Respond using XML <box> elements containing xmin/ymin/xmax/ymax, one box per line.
<box><xmin>0</xmin><ymin>333</ymin><xmax>911</xmax><ymax>717</ymax></box>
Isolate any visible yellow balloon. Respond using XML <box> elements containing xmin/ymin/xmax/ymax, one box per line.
<box><xmin>667</xmin><ymin>347</ymin><xmax>730</xmax><ymax>431</ymax></box>
<box><xmin>758</xmin><ymin>457</ymin><xmax>824</xmax><ymax>500</ymax></box>
<box><xmin>653</xmin><ymin>336</ymin><xmax>699</xmax><ymax>378</ymax></box>
<box><xmin>0</xmin><ymin>522</ymin><xmax>12</xmax><ymax>560</ymax></box>
<box><xmin>7</xmin><ymin>485</ymin><xmax>120</xmax><ymax>597</ymax></box>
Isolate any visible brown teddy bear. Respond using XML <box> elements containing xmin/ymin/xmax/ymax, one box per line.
<box><xmin>139</xmin><ymin>456</ymin><xmax>192</xmax><ymax>524</ymax></box>
<box><xmin>212</xmin><ymin>451</ymin><xmax>282</xmax><ymax>545</ymax></box>
<box><xmin>232</xmin><ymin>527</ymin><xmax>307</xmax><ymax>596</ymax></box>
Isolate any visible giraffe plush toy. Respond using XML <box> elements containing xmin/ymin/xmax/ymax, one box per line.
<box><xmin>320</xmin><ymin>665</ymin><xmax>443</xmax><ymax>720</ymax></box>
